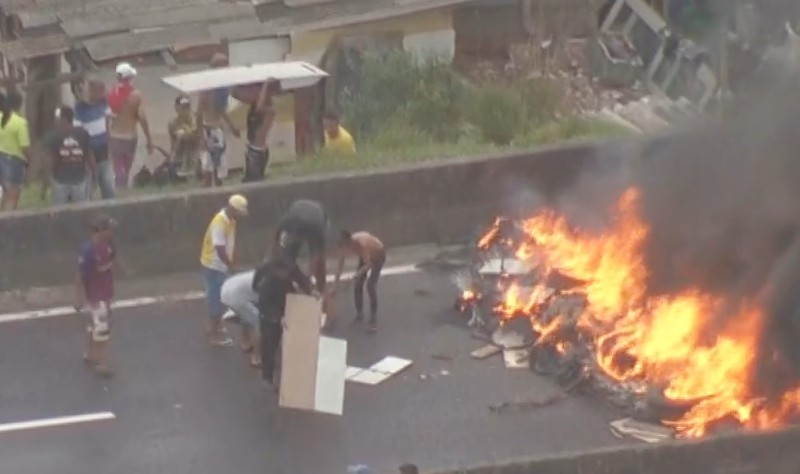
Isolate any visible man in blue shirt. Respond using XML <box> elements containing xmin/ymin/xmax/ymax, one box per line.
<box><xmin>73</xmin><ymin>78</ymin><xmax>114</xmax><ymax>199</ymax></box>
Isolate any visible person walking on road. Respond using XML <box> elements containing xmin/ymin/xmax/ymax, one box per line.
<box><xmin>107</xmin><ymin>62</ymin><xmax>154</xmax><ymax>189</ymax></box>
<box><xmin>252</xmin><ymin>254</ymin><xmax>315</xmax><ymax>391</ymax></box>
<box><xmin>331</xmin><ymin>230</ymin><xmax>386</xmax><ymax>333</ymax></box>
<box><xmin>220</xmin><ymin>270</ymin><xmax>262</xmax><ymax>367</ymax></box>
<box><xmin>200</xmin><ymin>194</ymin><xmax>248</xmax><ymax>346</ymax></box>
<box><xmin>76</xmin><ymin>215</ymin><xmax>117</xmax><ymax>377</ymax></box>
<box><xmin>41</xmin><ymin>106</ymin><xmax>96</xmax><ymax>205</ymax></box>
<box><xmin>0</xmin><ymin>91</ymin><xmax>31</xmax><ymax>211</ymax></box>
<box><xmin>74</xmin><ymin>78</ymin><xmax>115</xmax><ymax>199</ymax></box>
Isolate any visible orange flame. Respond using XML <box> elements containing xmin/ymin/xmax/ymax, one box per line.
<box><xmin>480</xmin><ymin>187</ymin><xmax>800</xmax><ymax>437</ymax></box>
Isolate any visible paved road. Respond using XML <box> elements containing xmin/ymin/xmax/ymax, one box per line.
<box><xmin>0</xmin><ymin>269</ymin><xmax>631</xmax><ymax>474</ymax></box>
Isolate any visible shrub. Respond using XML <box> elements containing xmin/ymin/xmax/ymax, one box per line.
<box><xmin>466</xmin><ymin>85</ymin><xmax>524</xmax><ymax>146</ymax></box>
<box><xmin>341</xmin><ymin>50</ymin><xmax>466</xmax><ymax>142</ymax></box>
<box><xmin>516</xmin><ymin>77</ymin><xmax>564</xmax><ymax>125</ymax></box>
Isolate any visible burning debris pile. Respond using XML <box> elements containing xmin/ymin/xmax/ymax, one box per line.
<box><xmin>453</xmin><ymin>188</ymin><xmax>800</xmax><ymax>438</ymax></box>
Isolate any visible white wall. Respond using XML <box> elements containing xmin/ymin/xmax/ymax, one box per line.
<box><xmin>402</xmin><ymin>28</ymin><xmax>456</xmax><ymax>63</ymax></box>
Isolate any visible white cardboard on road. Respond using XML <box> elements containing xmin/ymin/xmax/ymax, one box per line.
<box><xmin>279</xmin><ymin>294</ymin><xmax>322</xmax><ymax>412</ymax></box>
<box><xmin>314</xmin><ymin>336</ymin><xmax>347</xmax><ymax>416</ymax></box>
<box><xmin>162</xmin><ymin>61</ymin><xmax>328</xmax><ymax>93</ymax></box>
<box><xmin>370</xmin><ymin>356</ymin><xmax>413</xmax><ymax>375</ymax></box>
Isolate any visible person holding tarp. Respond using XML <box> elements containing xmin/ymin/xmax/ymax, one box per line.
<box><xmin>232</xmin><ymin>78</ymin><xmax>280</xmax><ymax>182</ymax></box>
<box><xmin>252</xmin><ymin>254</ymin><xmax>316</xmax><ymax>392</ymax></box>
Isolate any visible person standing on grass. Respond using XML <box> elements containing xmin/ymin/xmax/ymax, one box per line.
<box><xmin>197</xmin><ymin>54</ymin><xmax>240</xmax><ymax>187</ymax></box>
<box><xmin>41</xmin><ymin>106</ymin><xmax>96</xmax><ymax>206</ymax></box>
<box><xmin>200</xmin><ymin>194</ymin><xmax>248</xmax><ymax>346</ymax></box>
<box><xmin>220</xmin><ymin>270</ymin><xmax>262</xmax><ymax>368</ymax></box>
<box><xmin>168</xmin><ymin>94</ymin><xmax>200</xmax><ymax>175</ymax></box>
<box><xmin>107</xmin><ymin>62</ymin><xmax>154</xmax><ymax>189</ymax></box>
<box><xmin>252</xmin><ymin>254</ymin><xmax>315</xmax><ymax>391</ymax></box>
<box><xmin>232</xmin><ymin>78</ymin><xmax>279</xmax><ymax>182</ymax></box>
<box><xmin>331</xmin><ymin>230</ymin><xmax>386</xmax><ymax>333</ymax></box>
<box><xmin>76</xmin><ymin>215</ymin><xmax>117</xmax><ymax>378</ymax></box>
<box><xmin>0</xmin><ymin>91</ymin><xmax>31</xmax><ymax>211</ymax></box>
<box><xmin>322</xmin><ymin>111</ymin><xmax>356</xmax><ymax>155</ymax></box>
<box><xmin>73</xmin><ymin>78</ymin><xmax>115</xmax><ymax>199</ymax></box>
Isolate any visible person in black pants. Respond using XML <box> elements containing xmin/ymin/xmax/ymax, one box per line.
<box><xmin>252</xmin><ymin>255</ymin><xmax>315</xmax><ymax>390</ymax></box>
<box><xmin>331</xmin><ymin>230</ymin><xmax>386</xmax><ymax>333</ymax></box>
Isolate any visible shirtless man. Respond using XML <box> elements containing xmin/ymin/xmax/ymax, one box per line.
<box><xmin>107</xmin><ymin>63</ymin><xmax>153</xmax><ymax>189</ymax></box>
<box><xmin>332</xmin><ymin>230</ymin><xmax>386</xmax><ymax>333</ymax></box>
<box><xmin>197</xmin><ymin>54</ymin><xmax>240</xmax><ymax>187</ymax></box>
<box><xmin>232</xmin><ymin>78</ymin><xmax>279</xmax><ymax>182</ymax></box>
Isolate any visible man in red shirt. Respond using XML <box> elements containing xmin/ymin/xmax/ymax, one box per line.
<box><xmin>76</xmin><ymin>215</ymin><xmax>117</xmax><ymax>377</ymax></box>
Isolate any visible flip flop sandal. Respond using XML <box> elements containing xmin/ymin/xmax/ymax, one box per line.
<box><xmin>250</xmin><ymin>358</ymin><xmax>262</xmax><ymax>368</ymax></box>
<box><xmin>83</xmin><ymin>354</ymin><xmax>96</xmax><ymax>366</ymax></box>
<box><xmin>240</xmin><ymin>344</ymin><xmax>254</xmax><ymax>353</ymax></box>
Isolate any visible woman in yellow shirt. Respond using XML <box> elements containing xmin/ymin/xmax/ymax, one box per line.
<box><xmin>0</xmin><ymin>92</ymin><xmax>32</xmax><ymax>211</ymax></box>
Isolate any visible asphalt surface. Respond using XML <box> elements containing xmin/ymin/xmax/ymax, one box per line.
<box><xmin>0</xmin><ymin>269</ymin><xmax>632</xmax><ymax>474</ymax></box>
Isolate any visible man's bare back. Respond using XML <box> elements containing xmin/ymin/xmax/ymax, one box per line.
<box><xmin>108</xmin><ymin>90</ymin><xmax>141</xmax><ymax>138</ymax></box>
<box><xmin>351</xmin><ymin>232</ymin><xmax>385</xmax><ymax>265</ymax></box>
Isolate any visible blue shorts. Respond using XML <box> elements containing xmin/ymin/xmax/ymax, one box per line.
<box><xmin>203</xmin><ymin>268</ymin><xmax>228</xmax><ymax>320</ymax></box>
<box><xmin>0</xmin><ymin>153</ymin><xmax>27</xmax><ymax>186</ymax></box>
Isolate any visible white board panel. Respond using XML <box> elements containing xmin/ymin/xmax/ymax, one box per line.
<box><xmin>314</xmin><ymin>336</ymin><xmax>347</xmax><ymax>416</ymax></box>
<box><xmin>348</xmin><ymin>369</ymin><xmax>393</xmax><ymax>386</ymax></box>
<box><xmin>162</xmin><ymin>61</ymin><xmax>328</xmax><ymax>93</ymax></box>
<box><xmin>369</xmin><ymin>356</ymin><xmax>413</xmax><ymax>375</ymax></box>
<box><xmin>279</xmin><ymin>294</ymin><xmax>322</xmax><ymax>411</ymax></box>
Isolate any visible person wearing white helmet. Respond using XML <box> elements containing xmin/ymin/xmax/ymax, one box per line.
<box><xmin>200</xmin><ymin>194</ymin><xmax>248</xmax><ymax>346</ymax></box>
<box><xmin>107</xmin><ymin>62</ymin><xmax>153</xmax><ymax>189</ymax></box>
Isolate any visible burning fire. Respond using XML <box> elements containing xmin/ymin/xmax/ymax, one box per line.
<box><xmin>476</xmin><ymin>188</ymin><xmax>800</xmax><ymax>437</ymax></box>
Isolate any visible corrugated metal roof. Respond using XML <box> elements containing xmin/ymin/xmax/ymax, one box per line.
<box><xmin>0</xmin><ymin>32</ymin><xmax>70</xmax><ymax>61</ymax></box>
<box><xmin>60</xmin><ymin>2</ymin><xmax>254</xmax><ymax>38</ymax></box>
<box><xmin>2</xmin><ymin>0</ymin><xmax>474</xmax><ymax>62</ymax></box>
<box><xmin>255</xmin><ymin>0</ymin><xmax>475</xmax><ymax>34</ymax></box>
<box><xmin>83</xmin><ymin>23</ymin><xmax>214</xmax><ymax>61</ymax></box>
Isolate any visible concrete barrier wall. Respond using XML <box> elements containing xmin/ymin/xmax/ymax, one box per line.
<box><xmin>0</xmin><ymin>142</ymin><xmax>601</xmax><ymax>292</ymax></box>
<box><xmin>427</xmin><ymin>426</ymin><xmax>800</xmax><ymax>474</ymax></box>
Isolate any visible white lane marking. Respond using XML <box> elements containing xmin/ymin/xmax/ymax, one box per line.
<box><xmin>0</xmin><ymin>264</ymin><xmax>420</xmax><ymax>324</ymax></box>
<box><xmin>0</xmin><ymin>412</ymin><xmax>116</xmax><ymax>434</ymax></box>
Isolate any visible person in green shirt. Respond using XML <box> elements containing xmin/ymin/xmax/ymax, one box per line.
<box><xmin>0</xmin><ymin>91</ymin><xmax>31</xmax><ymax>211</ymax></box>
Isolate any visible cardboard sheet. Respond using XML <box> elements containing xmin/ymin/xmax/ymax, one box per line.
<box><xmin>369</xmin><ymin>356</ymin><xmax>413</xmax><ymax>375</ymax></box>
<box><xmin>279</xmin><ymin>294</ymin><xmax>322</xmax><ymax>411</ymax></box>
<box><xmin>479</xmin><ymin>258</ymin><xmax>532</xmax><ymax>276</ymax></box>
<box><xmin>471</xmin><ymin>344</ymin><xmax>502</xmax><ymax>359</ymax></box>
<box><xmin>314</xmin><ymin>336</ymin><xmax>347</xmax><ymax>416</ymax></box>
<box><xmin>609</xmin><ymin>418</ymin><xmax>673</xmax><ymax>443</ymax></box>
<box><xmin>347</xmin><ymin>369</ymin><xmax>392</xmax><ymax>386</ymax></box>
<box><xmin>345</xmin><ymin>367</ymin><xmax>365</xmax><ymax>380</ymax></box>
<box><xmin>162</xmin><ymin>61</ymin><xmax>328</xmax><ymax>93</ymax></box>
<box><xmin>503</xmin><ymin>348</ymin><xmax>530</xmax><ymax>369</ymax></box>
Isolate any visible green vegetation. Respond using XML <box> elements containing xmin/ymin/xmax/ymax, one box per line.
<box><xmin>17</xmin><ymin>50</ymin><xmax>630</xmax><ymax>210</ymax></box>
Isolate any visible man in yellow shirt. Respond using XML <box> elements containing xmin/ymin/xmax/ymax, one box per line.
<box><xmin>323</xmin><ymin>111</ymin><xmax>356</xmax><ymax>155</ymax></box>
<box><xmin>201</xmin><ymin>194</ymin><xmax>248</xmax><ymax>346</ymax></box>
<box><xmin>0</xmin><ymin>92</ymin><xmax>32</xmax><ymax>211</ymax></box>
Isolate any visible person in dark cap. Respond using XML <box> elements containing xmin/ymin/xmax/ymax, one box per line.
<box><xmin>76</xmin><ymin>214</ymin><xmax>117</xmax><ymax>377</ymax></box>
